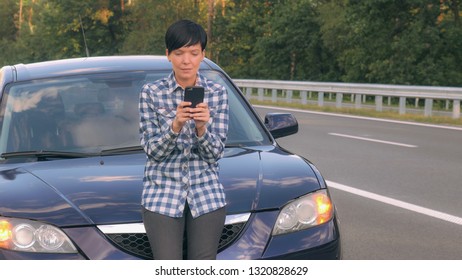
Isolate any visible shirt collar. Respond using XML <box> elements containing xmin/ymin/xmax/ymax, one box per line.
<box><xmin>167</xmin><ymin>72</ymin><xmax>207</xmax><ymax>92</ymax></box>
<box><xmin>167</xmin><ymin>72</ymin><xmax>182</xmax><ymax>93</ymax></box>
<box><xmin>195</xmin><ymin>73</ymin><xmax>207</xmax><ymax>87</ymax></box>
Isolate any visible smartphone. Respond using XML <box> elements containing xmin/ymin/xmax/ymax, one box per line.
<box><xmin>184</xmin><ymin>86</ymin><xmax>205</xmax><ymax>108</ymax></box>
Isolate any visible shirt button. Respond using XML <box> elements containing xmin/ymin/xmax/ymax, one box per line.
<box><xmin>182</xmin><ymin>164</ymin><xmax>188</xmax><ymax>171</ymax></box>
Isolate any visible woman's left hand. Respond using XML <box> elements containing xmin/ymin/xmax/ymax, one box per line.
<box><xmin>190</xmin><ymin>103</ymin><xmax>209</xmax><ymax>137</ymax></box>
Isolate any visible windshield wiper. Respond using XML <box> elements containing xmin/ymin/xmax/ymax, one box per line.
<box><xmin>225</xmin><ymin>143</ymin><xmax>245</xmax><ymax>148</ymax></box>
<box><xmin>1</xmin><ymin>146</ymin><xmax>145</xmax><ymax>159</ymax></box>
<box><xmin>99</xmin><ymin>145</ymin><xmax>144</xmax><ymax>156</ymax></box>
<box><xmin>1</xmin><ymin>150</ymin><xmax>95</xmax><ymax>159</ymax></box>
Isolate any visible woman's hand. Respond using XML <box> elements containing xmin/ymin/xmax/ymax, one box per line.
<box><xmin>190</xmin><ymin>103</ymin><xmax>209</xmax><ymax>137</ymax></box>
<box><xmin>172</xmin><ymin>101</ymin><xmax>192</xmax><ymax>133</ymax></box>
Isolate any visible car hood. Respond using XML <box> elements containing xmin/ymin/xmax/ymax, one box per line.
<box><xmin>0</xmin><ymin>146</ymin><xmax>321</xmax><ymax>227</ymax></box>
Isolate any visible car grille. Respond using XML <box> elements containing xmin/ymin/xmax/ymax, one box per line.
<box><xmin>106</xmin><ymin>222</ymin><xmax>246</xmax><ymax>259</ymax></box>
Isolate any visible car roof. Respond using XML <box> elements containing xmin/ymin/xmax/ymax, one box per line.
<box><xmin>3</xmin><ymin>55</ymin><xmax>220</xmax><ymax>82</ymax></box>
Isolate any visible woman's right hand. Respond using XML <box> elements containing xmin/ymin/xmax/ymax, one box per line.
<box><xmin>172</xmin><ymin>101</ymin><xmax>192</xmax><ymax>133</ymax></box>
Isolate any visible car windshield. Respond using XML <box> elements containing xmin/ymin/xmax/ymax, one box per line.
<box><xmin>0</xmin><ymin>70</ymin><xmax>270</xmax><ymax>158</ymax></box>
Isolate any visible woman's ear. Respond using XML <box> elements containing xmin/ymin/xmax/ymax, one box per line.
<box><xmin>166</xmin><ymin>49</ymin><xmax>170</xmax><ymax>61</ymax></box>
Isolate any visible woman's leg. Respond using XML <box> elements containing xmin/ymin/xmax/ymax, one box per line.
<box><xmin>142</xmin><ymin>207</ymin><xmax>185</xmax><ymax>260</ymax></box>
<box><xmin>186</xmin><ymin>205</ymin><xmax>226</xmax><ymax>260</ymax></box>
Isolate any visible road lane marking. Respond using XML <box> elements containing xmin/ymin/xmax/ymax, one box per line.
<box><xmin>329</xmin><ymin>133</ymin><xmax>418</xmax><ymax>148</ymax></box>
<box><xmin>327</xmin><ymin>180</ymin><xmax>462</xmax><ymax>226</ymax></box>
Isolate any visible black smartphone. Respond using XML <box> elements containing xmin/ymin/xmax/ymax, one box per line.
<box><xmin>184</xmin><ymin>86</ymin><xmax>205</xmax><ymax>108</ymax></box>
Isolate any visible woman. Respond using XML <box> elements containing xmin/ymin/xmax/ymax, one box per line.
<box><xmin>139</xmin><ymin>19</ymin><xmax>229</xmax><ymax>260</ymax></box>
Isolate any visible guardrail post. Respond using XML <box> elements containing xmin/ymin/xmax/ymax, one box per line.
<box><xmin>399</xmin><ymin>97</ymin><xmax>406</xmax><ymax>115</ymax></box>
<box><xmin>245</xmin><ymin>87</ymin><xmax>252</xmax><ymax>99</ymax></box>
<box><xmin>424</xmin><ymin>99</ymin><xmax>433</xmax><ymax>116</ymax></box>
<box><xmin>453</xmin><ymin>100</ymin><xmax>461</xmax><ymax>119</ymax></box>
<box><xmin>286</xmin><ymin>90</ymin><xmax>293</xmax><ymax>103</ymax></box>
<box><xmin>376</xmin><ymin>95</ymin><xmax>383</xmax><ymax>112</ymax></box>
<box><xmin>271</xmin><ymin>89</ymin><xmax>277</xmax><ymax>103</ymax></box>
<box><xmin>318</xmin><ymin>92</ymin><xmax>324</xmax><ymax>106</ymax></box>
<box><xmin>301</xmin><ymin>90</ymin><xmax>307</xmax><ymax>105</ymax></box>
<box><xmin>336</xmin><ymin>93</ymin><xmax>343</xmax><ymax>108</ymax></box>
<box><xmin>257</xmin><ymin>88</ymin><xmax>264</xmax><ymax>101</ymax></box>
<box><xmin>355</xmin><ymin>94</ymin><xmax>362</xmax><ymax>109</ymax></box>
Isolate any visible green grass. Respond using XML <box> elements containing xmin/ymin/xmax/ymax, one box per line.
<box><xmin>250</xmin><ymin>99</ymin><xmax>462</xmax><ymax>127</ymax></box>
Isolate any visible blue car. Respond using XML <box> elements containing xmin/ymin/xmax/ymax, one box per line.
<box><xmin>0</xmin><ymin>56</ymin><xmax>341</xmax><ymax>260</ymax></box>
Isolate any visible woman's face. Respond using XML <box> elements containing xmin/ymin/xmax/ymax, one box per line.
<box><xmin>167</xmin><ymin>43</ymin><xmax>205</xmax><ymax>88</ymax></box>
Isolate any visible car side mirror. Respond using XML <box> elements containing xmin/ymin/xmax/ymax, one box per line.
<box><xmin>264</xmin><ymin>113</ymin><xmax>298</xmax><ymax>139</ymax></box>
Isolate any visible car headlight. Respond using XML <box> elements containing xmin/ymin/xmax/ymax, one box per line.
<box><xmin>0</xmin><ymin>217</ymin><xmax>77</xmax><ymax>253</ymax></box>
<box><xmin>272</xmin><ymin>190</ymin><xmax>333</xmax><ymax>235</ymax></box>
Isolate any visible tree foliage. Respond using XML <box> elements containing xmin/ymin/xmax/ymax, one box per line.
<box><xmin>0</xmin><ymin>0</ymin><xmax>461</xmax><ymax>86</ymax></box>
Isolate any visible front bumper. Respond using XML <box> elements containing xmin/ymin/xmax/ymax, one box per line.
<box><xmin>0</xmin><ymin>211</ymin><xmax>341</xmax><ymax>260</ymax></box>
<box><xmin>217</xmin><ymin>211</ymin><xmax>341</xmax><ymax>260</ymax></box>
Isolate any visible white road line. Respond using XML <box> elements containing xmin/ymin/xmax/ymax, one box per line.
<box><xmin>328</xmin><ymin>133</ymin><xmax>418</xmax><ymax>148</ymax></box>
<box><xmin>327</xmin><ymin>180</ymin><xmax>462</xmax><ymax>226</ymax></box>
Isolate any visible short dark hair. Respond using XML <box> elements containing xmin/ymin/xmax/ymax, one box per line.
<box><xmin>165</xmin><ymin>19</ymin><xmax>207</xmax><ymax>54</ymax></box>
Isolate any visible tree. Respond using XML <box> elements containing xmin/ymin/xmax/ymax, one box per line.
<box><xmin>319</xmin><ymin>0</ymin><xmax>462</xmax><ymax>86</ymax></box>
<box><xmin>0</xmin><ymin>0</ymin><xmax>28</xmax><ymax>65</ymax></box>
<box><xmin>121</xmin><ymin>0</ymin><xmax>202</xmax><ymax>55</ymax></box>
<box><xmin>211</xmin><ymin>0</ymin><xmax>275</xmax><ymax>78</ymax></box>
<box><xmin>11</xmin><ymin>0</ymin><xmax>130</xmax><ymax>62</ymax></box>
<box><xmin>253</xmin><ymin>0</ymin><xmax>338</xmax><ymax>81</ymax></box>
<box><xmin>1</xmin><ymin>0</ymin><xmax>461</xmax><ymax>86</ymax></box>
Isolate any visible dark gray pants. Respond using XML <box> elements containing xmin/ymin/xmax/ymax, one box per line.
<box><xmin>142</xmin><ymin>203</ymin><xmax>225</xmax><ymax>260</ymax></box>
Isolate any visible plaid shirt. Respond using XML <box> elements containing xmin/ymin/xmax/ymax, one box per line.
<box><xmin>139</xmin><ymin>72</ymin><xmax>229</xmax><ymax>218</ymax></box>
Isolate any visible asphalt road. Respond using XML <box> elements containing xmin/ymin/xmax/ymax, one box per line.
<box><xmin>255</xmin><ymin>105</ymin><xmax>462</xmax><ymax>260</ymax></box>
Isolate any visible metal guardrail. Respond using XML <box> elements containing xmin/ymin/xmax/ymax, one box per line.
<box><xmin>234</xmin><ymin>79</ymin><xmax>462</xmax><ymax>119</ymax></box>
